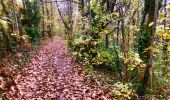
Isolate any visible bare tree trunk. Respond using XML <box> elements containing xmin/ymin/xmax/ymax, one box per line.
<box><xmin>12</xmin><ymin>0</ymin><xmax>19</xmax><ymax>35</ymax></box>
<box><xmin>68</xmin><ymin>1</ymin><xmax>73</xmax><ymax>40</ymax></box>
<box><xmin>119</xmin><ymin>5</ymin><xmax>129</xmax><ymax>82</ymax></box>
<box><xmin>116</xmin><ymin>20</ymin><xmax>120</xmax><ymax>45</ymax></box>
<box><xmin>42</xmin><ymin>0</ymin><xmax>45</xmax><ymax>38</ymax></box>
<box><xmin>87</xmin><ymin>0</ymin><xmax>92</xmax><ymax>30</ymax></box>
<box><xmin>50</xmin><ymin>1</ymin><xmax>53</xmax><ymax>29</ymax></box>
<box><xmin>80</xmin><ymin>0</ymin><xmax>85</xmax><ymax>29</ymax></box>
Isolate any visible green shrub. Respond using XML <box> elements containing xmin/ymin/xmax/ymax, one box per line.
<box><xmin>20</xmin><ymin>0</ymin><xmax>41</xmax><ymax>45</ymax></box>
<box><xmin>71</xmin><ymin>36</ymin><xmax>122</xmax><ymax>74</ymax></box>
<box><xmin>112</xmin><ymin>82</ymin><xmax>135</xmax><ymax>99</ymax></box>
<box><xmin>25</xmin><ymin>27</ymin><xmax>40</xmax><ymax>45</ymax></box>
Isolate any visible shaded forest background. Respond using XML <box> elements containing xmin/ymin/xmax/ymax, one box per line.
<box><xmin>0</xmin><ymin>0</ymin><xmax>170</xmax><ymax>99</ymax></box>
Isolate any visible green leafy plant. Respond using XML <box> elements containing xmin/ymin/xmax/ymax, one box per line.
<box><xmin>20</xmin><ymin>1</ymin><xmax>41</xmax><ymax>45</ymax></box>
<box><xmin>112</xmin><ymin>82</ymin><xmax>134</xmax><ymax>100</ymax></box>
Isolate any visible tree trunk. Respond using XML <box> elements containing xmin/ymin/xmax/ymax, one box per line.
<box><xmin>42</xmin><ymin>0</ymin><xmax>45</xmax><ymax>38</ymax></box>
<box><xmin>12</xmin><ymin>0</ymin><xmax>19</xmax><ymax>35</ymax></box>
<box><xmin>137</xmin><ymin>0</ymin><xmax>161</xmax><ymax>97</ymax></box>
<box><xmin>119</xmin><ymin>4</ymin><xmax>129</xmax><ymax>82</ymax></box>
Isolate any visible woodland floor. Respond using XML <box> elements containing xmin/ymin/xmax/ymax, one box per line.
<box><xmin>8</xmin><ymin>37</ymin><xmax>112</xmax><ymax>100</ymax></box>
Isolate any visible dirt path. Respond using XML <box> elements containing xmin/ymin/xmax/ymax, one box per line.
<box><xmin>9</xmin><ymin>37</ymin><xmax>112</xmax><ymax>100</ymax></box>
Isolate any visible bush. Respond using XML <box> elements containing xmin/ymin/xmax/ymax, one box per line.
<box><xmin>25</xmin><ymin>27</ymin><xmax>40</xmax><ymax>45</ymax></box>
<box><xmin>112</xmin><ymin>82</ymin><xmax>135</xmax><ymax>99</ymax></box>
<box><xmin>71</xmin><ymin>36</ymin><xmax>122</xmax><ymax>73</ymax></box>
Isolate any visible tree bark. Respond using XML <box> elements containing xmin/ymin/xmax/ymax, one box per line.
<box><xmin>137</xmin><ymin>0</ymin><xmax>161</xmax><ymax>97</ymax></box>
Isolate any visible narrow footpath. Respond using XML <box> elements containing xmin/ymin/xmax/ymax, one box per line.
<box><xmin>8</xmin><ymin>37</ymin><xmax>112</xmax><ymax>100</ymax></box>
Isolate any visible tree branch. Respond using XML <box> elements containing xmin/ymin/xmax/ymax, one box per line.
<box><xmin>56</xmin><ymin>2</ymin><xmax>70</xmax><ymax>30</ymax></box>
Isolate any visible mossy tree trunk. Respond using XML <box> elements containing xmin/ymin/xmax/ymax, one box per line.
<box><xmin>137</xmin><ymin>0</ymin><xmax>161</xmax><ymax>97</ymax></box>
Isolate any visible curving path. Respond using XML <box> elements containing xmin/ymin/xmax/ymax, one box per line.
<box><xmin>8</xmin><ymin>37</ymin><xmax>112</xmax><ymax>100</ymax></box>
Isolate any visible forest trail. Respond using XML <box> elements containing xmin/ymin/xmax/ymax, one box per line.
<box><xmin>8</xmin><ymin>37</ymin><xmax>112</xmax><ymax>100</ymax></box>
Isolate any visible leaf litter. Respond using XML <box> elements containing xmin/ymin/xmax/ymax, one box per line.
<box><xmin>7</xmin><ymin>37</ymin><xmax>113</xmax><ymax>100</ymax></box>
